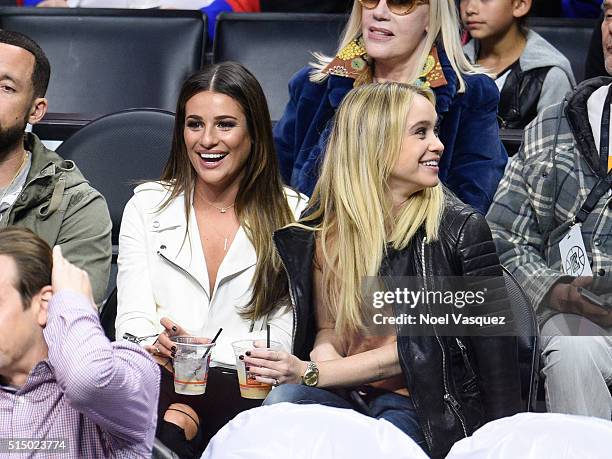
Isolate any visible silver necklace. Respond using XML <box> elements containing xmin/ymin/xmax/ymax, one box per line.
<box><xmin>202</xmin><ymin>199</ymin><xmax>235</xmax><ymax>214</ymax></box>
<box><xmin>196</xmin><ymin>188</ymin><xmax>236</xmax><ymax>214</ymax></box>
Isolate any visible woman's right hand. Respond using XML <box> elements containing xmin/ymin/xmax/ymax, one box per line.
<box><xmin>144</xmin><ymin>317</ymin><xmax>190</xmax><ymax>360</ymax></box>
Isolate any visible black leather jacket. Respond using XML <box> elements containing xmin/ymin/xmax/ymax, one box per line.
<box><xmin>273</xmin><ymin>196</ymin><xmax>522</xmax><ymax>458</ymax></box>
<box><xmin>498</xmin><ymin>62</ymin><xmax>550</xmax><ymax>130</ymax></box>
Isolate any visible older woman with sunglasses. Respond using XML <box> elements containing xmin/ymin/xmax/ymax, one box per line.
<box><xmin>274</xmin><ymin>0</ymin><xmax>506</xmax><ymax>215</ymax></box>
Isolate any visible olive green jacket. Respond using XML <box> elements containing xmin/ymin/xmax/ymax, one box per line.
<box><xmin>1</xmin><ymin>133</ymin><xmax>112</xmax><ymax>304</ymax></box>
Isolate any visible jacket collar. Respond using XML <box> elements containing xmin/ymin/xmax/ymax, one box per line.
<box><xmin>9</xmin><ymin>133</ymin><xmax>84</xmax><ymax>217</ymax></box>
<box><xmin>324</xmin><ymin>41</ymin><xmax>457</xmax><ymax>116</ymax></box>
<box><xmin>432</xmin><ymin>45</ymin><xmax>458</xmax><ymax>115</ymax></box>
<box><xmin>153</xmin><ymin>191</ymin><xmax>257</xmax><ymax>298</ymax></box>
<box><xmin>565</xmin><ymin>76</ymin><xmax>612</xmax><ymax>177</ymax></box>
<box><xmin>24</xmin><ymin>132</ymin><xmax>79</xmax><ymax>183</ymax></box>
<box><xmin>463</xmin><ymin>31</ymin><xmax>575</xmax><ymax>80</ymax></box>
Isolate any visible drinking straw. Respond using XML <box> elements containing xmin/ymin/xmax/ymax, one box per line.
<box><xmin>266</xmin><ymin>324</ymin><xmax>271</xmax><ymax>348</ymax></box>
<box><xmin>203</xmin><ymin>328</ymin><xmax>223</xmax><ymax>359</ymax></box>
<box><xmin>192</xmin><ymin>328</ymin><xmax>223</xmax><ymax>377</ymax></box>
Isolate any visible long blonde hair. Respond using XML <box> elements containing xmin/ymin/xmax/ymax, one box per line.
<box><xmin>311</xmin><ymin>0</ymin><xmax>480</xmax><ymax>92</ymax></box>
<box><xmin>299</xmin><ymin>83</ymin><xmax>445</xmax><ymax>338</ymax></box>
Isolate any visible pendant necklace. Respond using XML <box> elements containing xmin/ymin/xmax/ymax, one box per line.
<box><xmin>208</xmin><ymin>223</ymin><xmax>236</xmax><ymax>252</ymax></box>
<box><xmin>195</xmin><ymin>188</ymin><xmax>237</xmax><ymax>250</ymax></box>
<box><xmin>201</xmin><ymin>198</ymin><xmax>235</xmax><ymax>214</ymax></box>
<box><xmin>195</xmin><ymin>187</ymin><xmax>236</xmax><ymax>213</ymax></box>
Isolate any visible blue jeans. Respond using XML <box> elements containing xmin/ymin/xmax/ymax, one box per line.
<box><xmin>264</xmin><ymin>384</ymin><xmax>428</xmax><ymax>452</ymax></box>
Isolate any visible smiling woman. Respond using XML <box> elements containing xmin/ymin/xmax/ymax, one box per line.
<box><xmin>249</xmin><ymin>82</ymin><xmax>521</xmax><ymax>459</ymax></box>
<box><xmin>115</xmin><ymin>62</ymin><xmax>307</xmax><ymax>457</ymax></box>
<box><xmin>183</xmin><ymin>91</ymin><xmax>252</xmax><ymax>195</ymax></box>
<box><xmin>274</xmin><ymin>0</ymin><xmax>508</xmax><ymax>215</ymax></box>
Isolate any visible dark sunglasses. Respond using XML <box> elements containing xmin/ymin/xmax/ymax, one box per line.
<box><xmin>358</xmin><ymin>0</ymin><xmax>429</xmax><ymax>15</ymax></box>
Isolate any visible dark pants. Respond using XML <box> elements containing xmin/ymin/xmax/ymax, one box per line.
<box><xmin>263</xmin><ymin>384</ymin><xmax>428</xmax><ymax>452</ymax></box>
<box><xmin>157</xmin><ymin>365</ymin><xmax>261</xmax><ymax>458</ymax></box>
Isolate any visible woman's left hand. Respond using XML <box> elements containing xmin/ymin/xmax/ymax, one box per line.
<box><xmin>243</xmin><ymin>342</ymin><xmax>308</xmax><ymax>386</ymax></box>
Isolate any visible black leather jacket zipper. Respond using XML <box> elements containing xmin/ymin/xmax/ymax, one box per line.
<box><xmin>421</xmin><ymin>237</ymin><xmax>468</xmax><ymax>438</ymax></box>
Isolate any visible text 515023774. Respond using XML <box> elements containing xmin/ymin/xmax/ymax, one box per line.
<box><xmin>0</xmin><ymin>439</ymin><xmax>67</xmax><ymax>453</ymax></box>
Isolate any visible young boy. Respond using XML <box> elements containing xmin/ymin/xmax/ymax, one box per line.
<box><xmin>460</xmin><ymin>0</ymin><xmax>576</xmax><ymax>129</ymax></box>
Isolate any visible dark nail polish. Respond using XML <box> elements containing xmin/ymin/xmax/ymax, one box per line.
<box><xmin>172</xmin><ymin>326</ymin><xmax>177</xmax><ymax>332</ymax></box>
<box><xmin>171</xmin><ymin>346</ymin><xmax>176</xmax><ymax>352</ymax></box>
<box><xmin>239</xmin><ymin>355</ymin><xmax>244</xmax><ymax>360</ymax></box>
<box><xmin>245</xmin><ymin>351</ymin><xmax>251</xmax><ymax>356</ymax></box>
<box><xmin>245</xmin><ymin>366</ymin><xmax>250</xmax><ymax>371</ymax></box>
<box><xmin>171</xmin><ymin>352</ymin><xmax>176</xmax><ymax>358</ymax></box>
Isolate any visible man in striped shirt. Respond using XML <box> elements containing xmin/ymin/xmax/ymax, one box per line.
<box><xmin>0</xmin><ymin>227</ymin><xmax>159</xmax><ymax>458</ymax></box>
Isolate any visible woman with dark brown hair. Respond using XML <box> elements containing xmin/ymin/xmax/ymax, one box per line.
<box><xmin>116</xmin><ymin>62</ymin><xmax>307</xmax><ymax>457</ymax></box>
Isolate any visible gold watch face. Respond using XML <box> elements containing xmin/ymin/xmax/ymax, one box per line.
<box><xmin>303</xmin><ymin>366</ymin><xmax>319</xmax><ymax>386</ymax></box>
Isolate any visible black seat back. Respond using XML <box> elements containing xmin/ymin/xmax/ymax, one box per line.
<box><xmin>502</xmin><ymin>266</ymin><xmax>540</xmax><ymax>411</ymax></box>
<box><xmin>0</xmin><ymin>7</ymin><xmax>205</xmax><ymax>115</ymax></box>
<box><xmin>56</xmin><ymin>108</ymin><xmax>175</xmax><ymax>246</ymax></box>
<box><xmin>500</xmin><ymin>128</ymin><xmax>524</xmax><ymax>157</ymax></box>
<box><xmin>528</xmin><ymin>17</ymin><xmax>598</xmax><ymax>83</ymax></box>
<box><xmin>100</xmin><ymin>286</ymin><xmax>117</xmax><ymax>342</ymax></box>
<box><xmin>213</xmin><ymin>13</ymin><xmax>347</xmax><ymax>121</ymax></box>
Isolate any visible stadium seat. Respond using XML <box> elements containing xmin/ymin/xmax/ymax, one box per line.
<box><xmin>500</xmin><ymin>128</ymin><xmax>523</xmax><ymax>157</ymax></box>
<box><xmin>56</xmin><ymin>108</ymin><xmax>175</xmax><ymax>246</ymax></box>
<box><xmin>100</xmin><ymin>286</ymin><xmax>117</xmax><ymax>341</ymax></box>
<box><xmin>447</xmin><ymin>412</ymin><xmax>612</xmax><ymax>458</ymax></box>
<box><xmin>502</xmin><ymin>266</ymin><xmax>540</xmax><ymax>412</ymax></box>
<box><xmin>528</xmin><ymin>17</ymin><xmax>598</xmax><ymax>83</ymax></box>
<box><xmin>203</xmin><ymin>403</ymin><xmax>429</xmax><ymax>459</ymax></box>
<box><xmin>0</xmin><ymin>7</ymin><xmax>204</xmax><ymax>139</ymax></box>
<box><xmin>152</xmin><ymin>438</ymin><xmax>180</xmax><ymax>459</ymax></box>
<box><xmin>213</xmin><ymin>13</ymin><xmax>346</xmax><ymax>121</ymax></box>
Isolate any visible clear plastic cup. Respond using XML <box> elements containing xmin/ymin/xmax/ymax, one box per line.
<box><xmin>171</xmin><ymin>336</ymin><xmax>215</xmax><ymax>395</ymax></box>
<box><xmin>232</xmin><ymin>339</ymin><xmax>281</xmax><ymax>399</ymax></box>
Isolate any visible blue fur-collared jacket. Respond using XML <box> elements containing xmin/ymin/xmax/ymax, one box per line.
<box><xmin>273</xmin><ymin>45</ymin><xmax>507</xmax><ymax>215</ymax></box>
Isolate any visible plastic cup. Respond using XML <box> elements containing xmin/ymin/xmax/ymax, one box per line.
<box><xmin>232</xmin><ymin>339</ymin><xmax>281</xmax><ymax>399</ymax></box>
<box><xmin>171</xmin><ymin>336</ymin><xmax>215</xmax><ymax>396</ymax></box>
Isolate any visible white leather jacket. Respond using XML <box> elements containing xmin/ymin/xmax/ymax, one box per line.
<box><xmin>116</xmin><ymin>181</ymin><xmax>308</xmax><ymax>366</ymax></box>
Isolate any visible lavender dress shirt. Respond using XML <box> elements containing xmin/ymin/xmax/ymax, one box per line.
<box><xmin>0</xmin><ymin>291</ymin><xmax>160</xmax><ymax>458</ymax></box>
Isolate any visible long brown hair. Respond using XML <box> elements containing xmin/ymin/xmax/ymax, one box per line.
<box><xmin>160</xmin><ymin>62</ymin><xmax>296</xmax><ymax>320</ymax></box>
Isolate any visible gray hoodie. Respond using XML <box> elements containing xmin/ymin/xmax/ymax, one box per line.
<box><xmin>463</xmin><ymin>30</ymin><xmax>576</xmax><ymax>113</ymax></box>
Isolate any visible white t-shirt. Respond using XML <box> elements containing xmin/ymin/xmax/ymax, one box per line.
<box><xmin>586</xmin><ymin>83</ymin><xmax>612</xmax><ymax>172</ymax></box>
<box><xmin>0</xmin><ymin>152</ymin><xmax>31</xmax><ymax>223</ymax></box>
<box><xmin>495</xmin><ymin>69</ymin><xmax>511</xmax><ymax>92</ymax></box>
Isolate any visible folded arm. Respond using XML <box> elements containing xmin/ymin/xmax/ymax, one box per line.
<box><xmin>246</xmin><ymin>340</ymin><xmax>402</xmax><ymax>388</ymax></box>
<box><xmin>246</xmin><ymin>259</ymin><xmax>401</xmax><ymax>387</ymax></box>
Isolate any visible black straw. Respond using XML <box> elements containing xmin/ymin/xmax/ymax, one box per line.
<box><xmin>266</xmin><ymin>324</ymin><xmax>271</xmax><ymax>348</ymax></box>
<box><xmin>203</xmin><ymin>328</ymin><xmax>223</xmax><ymax>359</ymax></box>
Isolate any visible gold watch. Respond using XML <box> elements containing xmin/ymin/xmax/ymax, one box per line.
<box><xmin>302</xmin><ymin>361</ymin><xmax>319</xmax><ymax>387</ymax></box>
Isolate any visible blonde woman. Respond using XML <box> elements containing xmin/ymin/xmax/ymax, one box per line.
<box><xmin>274</xmin><ymin>0</ymin><xmax>505</xmax><ymax>215</ymax></box>
<box><xmin>247</xmin><ymin>83</ymin><xmax>521</xmax><ymax>458</ymax></box>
